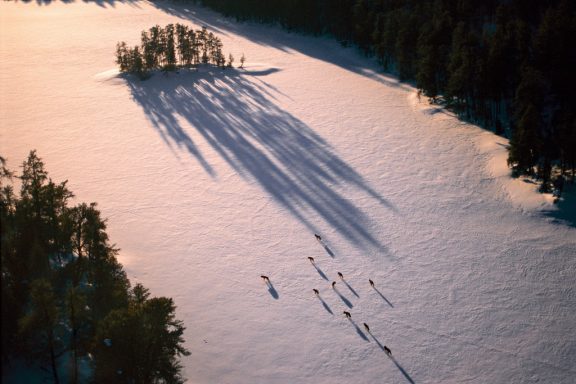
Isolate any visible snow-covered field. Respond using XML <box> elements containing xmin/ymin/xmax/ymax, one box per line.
<box><xmin>1</xmin><ymin>1</ymin><xmax>575</xmax><ymax>383</ymax></box>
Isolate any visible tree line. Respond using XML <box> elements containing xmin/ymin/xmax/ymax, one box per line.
<box><xmin>186</xmin><ymin>0</ymin><xmax>575</xmax><ymax>192</ymax></box>
<box><xmin>116</xmin><ymin>23</ymin><xmax>245</xmax><ymax>79</ymax></box>
<box><xmin>1</xmin><ymin>152</ymin><xmax>190</xmax><ymax>383</ymax></box>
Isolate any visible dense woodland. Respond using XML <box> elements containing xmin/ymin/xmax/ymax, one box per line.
<box><xmin>116</xmin><ymin>24</ymin><xmax>243</xmax><ymax>79</ymax></box>
<box><xmin>186</xmin><ymin>0</ymin><xmax>575</xmax><ymax>192</ymax></box>
<box><xmin>1</xmin><ymin>152</ymin><xmax>190</xmax><ymax>383</ymax></box>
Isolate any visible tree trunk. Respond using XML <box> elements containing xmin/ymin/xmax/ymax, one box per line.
<box><xmin>48</xmin><ymin>328</ymin><xmax>60</xmax><ymax>384</ymax></box>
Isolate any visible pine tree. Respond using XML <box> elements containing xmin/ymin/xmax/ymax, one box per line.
<box><xmin>199</xmin><ymin>26</ymin><xmax>209</xmax><ymax>64</ymax></box>
<box><xmin>149</xmin><ymin>25</ymin><xmax>162</xmax><ymax>68</ymax></box>
<box><xmin>128</xmin><ymin>46</ymin><xmax>146</xmax><ymax>79</ymax></box>
<box><xmin>94</xmin><ymin>284</ymin><xmax>190</xmax><ymax>384</ymax></box>
<box><xmin>115</xmin><ymin>42</ymin><xmax>129</xmax><ymax>72</ymax></box>
<box><xmin>141</xmin><ymin>31</ymin><xmax>156</xmax><ymax>71</ymax></box>
<box><xmin>164</xmin><ymin>24</ymin><xmax>177</xmax><ymax>70</ymax></box>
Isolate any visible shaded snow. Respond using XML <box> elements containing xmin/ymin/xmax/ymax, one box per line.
<box><xmin>1</xmin><ymin>1</ymin><xmax>575</xmax><ymax>383</ymax></box>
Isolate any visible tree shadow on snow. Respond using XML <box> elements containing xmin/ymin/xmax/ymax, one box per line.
<box><xmin>126</xmin><ymin>68</ymin><xmax>395</xmax><ymax>251</ymax></box>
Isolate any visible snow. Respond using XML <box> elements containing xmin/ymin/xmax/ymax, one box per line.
<box><xmin>1</xmin><ymin>1</ymin><xmax>575</xmax><ymax>383</ymax></box>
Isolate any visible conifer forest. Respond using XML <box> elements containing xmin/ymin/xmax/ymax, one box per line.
<box><xmin>0</xmin><ymin>153</ymin><xmax>190</xmax><ymax>384</ymax></box>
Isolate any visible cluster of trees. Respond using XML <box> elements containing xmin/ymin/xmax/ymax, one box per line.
<box><xmin>1</xmin><ymin>152</ymin><xmax>190</xmax><ymax>383</ymax></box>
<box><xmin>190</xmin><ymin>0</ymin><xmax>575</xmax><ymax>191</ymax></box>
<box><xmin>116</xmin><ymin>23</ymin><xmax>245</xmax><ymax>79</ymax></box>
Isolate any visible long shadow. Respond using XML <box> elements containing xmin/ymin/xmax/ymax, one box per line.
<box><xmin>127</xmin><ymin>68</ymin><xmax>395</xmax><ymax>250</ymax></box>
<box><xmin>316</xmin><ymin>296</ymin><xmax>333</xmax><ymax>315</ymax></box>
<box><xmin>312</xmin><ymin>263</ymin><xmax>329</xmax><ymax>281</ymax></box>
<box><xmin>316</xmin><ymin>239</ymin><xmax>335</xmax><ymax>257</ymax></box>
<box><xmin>390</xmin><ymin>357</ymin><xmax>416</xmax><ymax>384</ymax></box>
<box><xmin>348</xmin><ymin>319</ymin><xmax>369</xmax><ymax>341</ymax></box>
<box><xmin>323</xmin><ymin>244</ymin><xmax>335</xmax><ymax>258</ymax></box>
<box><xmin>371</xmin><ymin>334</ymin><xmax>415</xmax><ymax>383</ymax></box>
<box><xmin>333</xmin><ymin>288</ymin><xmax>353</xmax><ymax>308</ymax></box>
<box><xmin>374</xmin><ymin>287</ymin><xmax>394</xmax><ymax>307</ymax></box>
<box><xmin>370</xmin><ymin>333</ymin><xmax>386</xmax><ymax>352</ymax></box>
<box><xmin>265</xmin><ymin>281</ymin><xmax>279</xmax><ymax>299</ymax></box>
<box><xmin>342</xmin><ymin>280</ymin><xmax>359</xmax><ymax>298</ymax></box>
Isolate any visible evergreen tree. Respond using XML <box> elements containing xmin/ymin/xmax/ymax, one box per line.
<box><xmin>149</xmin><ymin>25</ymin><xmax>163</xmax><ymax>68</ymax></box>
<box><xmin>130</xmin><ymin>46</ymin><xmax>146</xmax><ymax>79</ymax></box>
<box><xmin>115</xmin><ymin>42</ymin><xmax>129</xmax><ymax>72</ymax></box>
<box><xmin>141</xmin><ymin>31</ymin><xmax>156</xmax><ymax>71</ymax></box>
<box><xmin>176</xmin><ymin>24</ymin><xmax>191</xmax><ymax>66</ymax></box>
<box><xmin>199</xmin><ymin>27</ymin><xmax>209</xmax><ymax>64</ymax></box>
<box><xmin>164</xmin><ymin>24</ymin><xmax>177</xmax><ymax>70</ymax></box>
<box><xmin>94</xmin><ymin>284</ymin><xmax>190</xmax><ymax>384</ymax></box>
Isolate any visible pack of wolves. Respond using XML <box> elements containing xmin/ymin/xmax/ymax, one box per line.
<box><xmin>263</xmin><ymin>233</ymin><xmax>393</xmax><ymax>357</ymax></box>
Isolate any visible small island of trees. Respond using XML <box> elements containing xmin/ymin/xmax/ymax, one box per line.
<box><xmin>116</xmin><ymin>23</ymin><xmax>245</xmax><ymax>79</ymax></box>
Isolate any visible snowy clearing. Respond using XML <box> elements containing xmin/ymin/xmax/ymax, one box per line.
<box><xmin>1</xmin><ymin>1</ymin><xmax>575</xmax><ymax>383</ymax></box>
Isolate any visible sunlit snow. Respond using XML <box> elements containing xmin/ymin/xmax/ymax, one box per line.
<box><xmin>1</xmin><ymin>1</ymin><xmax>575</xmax><ymax>383</ymax></box>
